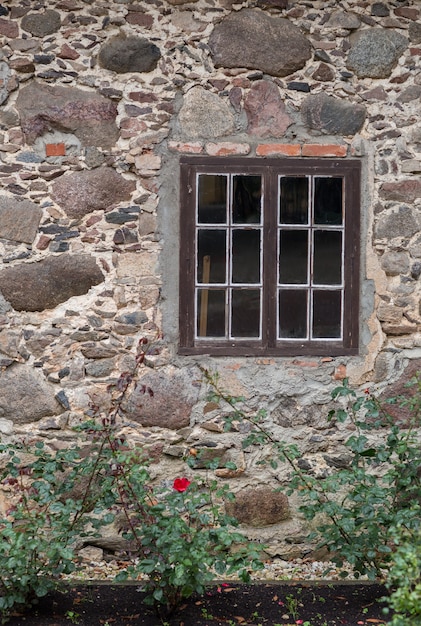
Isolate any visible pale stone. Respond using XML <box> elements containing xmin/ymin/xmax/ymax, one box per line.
<box><xmin>178</xmin><ymin>87</ymin><xmax>235</xmax><ymax>139</ymax></box>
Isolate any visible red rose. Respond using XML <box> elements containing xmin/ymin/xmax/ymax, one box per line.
<box><xmin>173</xmin><ymin>477</ymin><xmax>191</xmax><ymax>492</ymax></box>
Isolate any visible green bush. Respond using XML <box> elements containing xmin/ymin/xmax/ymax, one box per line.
<box><xmin>0</xmin><ymin>442</ymin><xmax>99</xmax><ymax>623</ymax></box>
<box><xmin>0</xmin><ymin>340</ymin><xmax>263</xmax><ymax>622</ymax></box>
<box><xmin>203</xmin><ymin>369</ymin><xmax>421</xmax><ymax>580</ymax></box>
<box><xmin>383</xmin><ymin>526</ymin><xmax>421</xmax><ymax>625</ymax></box>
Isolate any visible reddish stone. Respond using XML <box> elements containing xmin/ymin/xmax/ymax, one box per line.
<box><xmin>390</xmin><ymin>73</ymin><xmax>411</xmax><ymax>84</ymax></box>
<box><xmin>36</xmin><ymin>234</ymin><xmax>51</xmax><ymax>250</ymax></box>
<box><xmin>10</xmin><ymin>59</ymin><xmax>35</xmax><ymax>73</ymax></box>
<box><xmin>58</xmin><ymin>43</ymin><xmax>80</xmax><ymax>60</ymax></box>
<box><xmin>312</xmin><ymin>62</ymin><xmax>335</xmax><ymax>82</ymax></box>
<box><xmin>361</xmin><ymin>87</ymin><xmax>388</xmax><ymax>100</ymax></box>
<box><xmin>208</xmin><ymin>79</ymin><xmax>229</xmax><ymax>91</ymax></box>
<box><xmin>380</xmin><ymin>180</ymin><xmax>421</xmax><ymax>202</ymax></box>
<box><xmin>0</xmin><ymin>18</ymin><xmax>19</xmax><ymax>38</ymax></box>
<box><xmin>128</xmin><ymin>91</ymin><xmax>158</xmax><ymax>103</ymax></box>
<box><xmin>245</xmin><ymin>80</ymin><xmax>292</xmax><ymax>138</ymax></box>
<box><xmin>126</xmin><ymin>13</ymin><xmax>153</xmax><ymax>28</ymax></box>
<box><xmin>394</xmin><ymin>7</ymin><xmax>419</xmax><ymax>20</ymax></box>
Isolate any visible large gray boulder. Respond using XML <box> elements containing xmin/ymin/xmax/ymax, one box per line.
<box><xmin>0</xmin><ymin>364</ymin><xmax>62</xmax><ymax>423</ymax></box>
<box><xmin>209</xmin><ymin>9</ymin><xmax>312</xmax><ymax>77</ymax></box>
<box><xmin>98</xmin><ymin>35</ymin><xmax>161</xmax><ymax>74</ymax></box>
<box><xmin>302</xmin><ymin>93</ymin><xmax>366</xmax><ymax>136</ymax></box>
<box><xmin>0</xmin><ymin>254</ymin><xmax>104</xmax><ymax>312</ymax></box>
<box><xmin>347</xmin><ymin>29</ymin><xmax>408</xmax><ymax>78</ymax></box>
<box><xmin>0</xmin><ymin>196</ymin><xmax>42</xmax><ymax>244</ymax></box>
<box><xmin>51</xmin><ymin>167</ymin><xmax>136</xmax><ymax>220</ymax></box>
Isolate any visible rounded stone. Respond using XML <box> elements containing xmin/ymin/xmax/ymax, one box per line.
<box><xmin>347</xmin><ymin>29</ymin><xmax>408</xmax><ymax>79</ymax></box>
<box><xmin>51</xmin><ymin>167</ymin><xmax>136</xmax><ymax>220</ymax></box>
<box><xmin>0</xmin><ymin>196</ymin><xmax>42</xmax><ymax>244</ymax></box>
<box><xmin>0</xmin><ymin>254</ymin><xmax>104</xmax><ymax>312</ymax></box>
<box><xmin>208</xmin><ymin>8</ymin><xmax>312</xmax><ymax>78</ymax></box>
<box><xmin>98</xmin><ymin>35</ymin><xmax>161</xmax><ymax>74</ymax></box>
<box><xmin>301</xmin><ymin>93</ymin><xmax>366</xmax><ymax>136</ymax></box>
<box><xmin>0</xmin><ymin>364</ymin><xmax>62</xmax><ymax>423</ymax></box>
<box><xmin>226</xmin><ymin>487</ymin><xmax>290</xmax><ymax>527</ymax></box>
<box><xmin>122</xmin><ymin>368</ymin><xmax>199</xmax><ymax>430</ymax></box>
<box><xmin>380</xmin><ymin>251</ymin><xmax>409</xmax><ymax>276</ymax></box>
<box><xmin>178</xmin><ymin>87</ymin><xmax>235</xmax><ymax>139</ymax></box>
<box><xmin>21</xmin><ymin>10</ymin><xmax>61</xmax><ymax>37</ymax></box>
<box><xmin>244</xmin><ymin>80</ymin><xmax>292</xmax><ymax>138</ymax></box>
<box><xmin>16</xmin><ymin>83</ymin><xmax>119</xmax><ymax>148</ymax></box>
<box><xmin>374</xmin><ymin>206</ymin><xmax>420</xmax><ymax>240</ymax></box>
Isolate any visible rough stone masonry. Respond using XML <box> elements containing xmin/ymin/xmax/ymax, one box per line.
<box><xmin>0</xmin><ymin>0</ymin><xmax>420</xmax><ymax>558</ymax></box>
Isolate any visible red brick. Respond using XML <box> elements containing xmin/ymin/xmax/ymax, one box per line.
<box><xmin>168</xmin><ymin>141</ymin><xmax>203</xmax><ymax>154</ymax></box>
<box><xmin>334</xmin><ymin>364</ymin><xmax>347</xmax><ymax>380</ymax></box>
<box><xmin>291</xmin><ymin>360</ymin><xmax>318</xmax><ymax>367</ymax></box>
<box><xmin>205</xmin><ymin>142</ymin><xmax>250</xmax><ymax>156</ymax></box>
<box><xmin>302</xmin><ymin>144</ymin><xmax>348</xmax><ymax>157</ymax></box>
<box><xmin>256</xmin><ymin>143</ymin><xmax>301</xmax><ymax>157</ymax></box>
<box><xmin>45</xmin><ymin>143</ymin><xmax>66</xmax><ymax>157</ymax></box>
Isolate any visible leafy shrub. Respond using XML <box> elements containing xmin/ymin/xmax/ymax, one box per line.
<box><xmin>0</xmin><ymin>340</ymin><xmax>262</xmax><ymax>622</ymax></box>
<box><xmin>203</xmin><ymin>368</ymin><xmax>421</xmax><ymax>580</ymax></box>
<box><xmin>0</xmin><ymin>442</ymin><xmax>100</xmax><ymax>623</ymax></box>
<box><xmin>383</xmin><ymin>525</ymin><xmax>421</xmax><ymax>625</ymax></box>
<box><xmin>113</xmin><ymin>472</ymin><xmax>262</xmax><ymax>617</ymax></box>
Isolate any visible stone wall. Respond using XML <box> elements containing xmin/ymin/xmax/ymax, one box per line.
<box><xmin>0</xmin><ymin>0</ymin><xmax>420</xmax><ymax>557</ymax></box>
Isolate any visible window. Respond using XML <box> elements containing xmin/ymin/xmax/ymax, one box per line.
<box><xmin>179</xmin><ymin>157</ymin><xmax>360</xmax><ymax>356</ymax></box>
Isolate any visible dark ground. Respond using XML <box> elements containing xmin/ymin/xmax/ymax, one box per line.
<box><xmin>6</xmin><ymin>581</ymin><xmax>391</xmax><ymax>626</ymax></box>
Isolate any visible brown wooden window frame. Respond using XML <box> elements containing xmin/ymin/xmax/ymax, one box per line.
<box><xmin>179</xmin><ymin>157</ymin><xmax>361</xmax><ymax>357</ymax></box>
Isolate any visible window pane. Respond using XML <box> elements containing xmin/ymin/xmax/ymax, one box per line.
<box><xmin>314</xmin><ymin>177</ymin><xmax>343</xmax><ymax>225</ymax></box>
<box><xmin>279</xmin><ymin>177</ymin><xmax>309</xmax><ymax>224</ymax></box>
<box><xmin>197</xmin><ymin>230</ymin><xmax>226</xmax><ymax>283</ymax></box>
<box><xmin>279</xmin><ymin>230</ymin><xmax>308</xmax><ymax>284</ymax></box>
<box><xmin>313</xmin><ymin>290</ymin><xmax>341</xmax><ymax>338</ymax></box>
<box><xmin>197</xmin><ymin>289</ymin><xmax>225</xmax><ymax>337</ymax></box>
<box><xmin>232</xmin><ymin>175</ymin><xmax>262</xmax><ymax>224</ymax></box>
<box><xmin>231</xmin><ymin>289</ymin><xmax>260</xmax><ymax>338</ymax></box>
<box><xmin>313</xmin><ymin>231</ymin><xmax>342</xmax><ymax>285</ymax></box>
<box><xmin>278</xmin><ymin>289</ymin><xmax>308</xmax><ymax>338</ymax></box>
<box><xmin>198</xmin><ymin>175</ymin><xmax>227</xmax><ymax>223</ymax></box>
<box><xmin>232</xmin><ymin>229</ymin><xmax>261</xmax><ymax>284</ymax></box>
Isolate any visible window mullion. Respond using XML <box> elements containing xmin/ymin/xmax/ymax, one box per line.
<box><xmin>264</xmin><ymin>168</ymin><xmax>277</xmax><ymax>349</ymax></box>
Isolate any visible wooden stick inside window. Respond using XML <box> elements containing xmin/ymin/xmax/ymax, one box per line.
<box><xmin>199</xmin><ymin>255</ymin><xmax>211</xmax><ymax>336</ymax></box>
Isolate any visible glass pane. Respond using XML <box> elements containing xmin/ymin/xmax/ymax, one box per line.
<box><xmin>197</xmin><ymin>230</ymin><xmax>226</xmax><ymax>283</ymax></box>
<box><xmin>279</xmin><ymin>177</ymin><xmax>309</xmax><ymax>224</ymax></box>
<box><xmin>279</xmin><ymin>230</ymin><xmax>308</xmax><ymax>284</ymax></box>
<box><xmin>198</xmin><ymin>175</ymin><xmax>227</xmax><ymax>223</ymax></box>
<box><xmin>232</xmin><ymin>175</ymin><xmax>262</xmax><ymax>224</ymax></box>
<box><xmin>314</xmin><ymin>177</ymin><xmax>343</xmax><ymax>225</ymax></box>
<box><xmin>313</xmin><ymin>290</ymin><xmax>341</xmax><ymax>338</ymax></box>
<box><xmin>197</xmin><ymin>289</ymin><xmax>225</xmax><ymax>337</ymax></box>
<box><xmin>232</xmin><ymin>229</ymin><xmax>260</xmax><ymax>284</ymax></box>
<box><xmin>313</xmin><ymin>231</ymin><xmax>342</xmax><ymax>285</ymax></box>
<box><xmin>278</xmin><ymin>289</ymin><xmax>308</xmax><ymax>339</ymax></box>
<box><xmin>231</xmin><ymin>289</ymin><xmax>261</xmax><ymax>338</ymax></box>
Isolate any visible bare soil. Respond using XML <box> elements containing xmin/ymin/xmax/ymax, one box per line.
<box><xmin>6</xmin><ymin>581</ymin><xmax>391</xmax><ymax>626</ymax></box>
